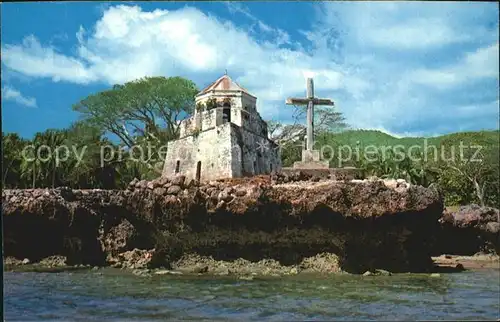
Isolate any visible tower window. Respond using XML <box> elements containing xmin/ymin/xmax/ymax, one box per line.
<box><xmin>223</xmin><ymin>108</ymin><xmax>231</xmax><ymax>123</ymax></box>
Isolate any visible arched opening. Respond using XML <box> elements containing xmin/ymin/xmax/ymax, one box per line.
<box><xmin>253</xmin><ymin>160</ymin><xmax>258</xmax><ymax>174</ymax></box>
<box><xmin>175</xmin><ymin>160</ymin><xmax>180</xmax><ymax>173</ymax></box>
<box><xmin>270</xmin><ymin>163</ymin><xmax>273</xmax><ymax>173</ymax></box>
<box><xmin>196</xmin><ymin>161</ymin><xmax>201</xmax><ymax>182</ymax></box>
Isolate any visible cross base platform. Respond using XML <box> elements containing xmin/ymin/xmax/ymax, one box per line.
<box><xmin>292</xmin><ymin>150</ymin><xmax>330</xmax><ymax>169</ymax></box>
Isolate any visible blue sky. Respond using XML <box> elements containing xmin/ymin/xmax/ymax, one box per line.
<box><xmin>1</xmin><ymin>1</ymin><xmax>499</xmax><ymax>139</ymax></box>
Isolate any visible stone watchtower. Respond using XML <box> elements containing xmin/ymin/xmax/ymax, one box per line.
<box><xmin>162</xmin><ymin>74</ymin><xmax>282</xmax><ymax>182</ymax></box>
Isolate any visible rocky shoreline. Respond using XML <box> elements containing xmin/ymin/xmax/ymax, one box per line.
<box><xmin>5</xmin><ymin>252</ymin><xmax>498</xmax><ymax>279</ymax></box>
<box><xmin>437</xmin><ymin>204</ymin><xmax>499</xmax><ymax>256</ymax></box>
<box><xmin>432</xmin><ymin>254</ymin><xmax>499</xmax><ymax>271</ymax></box>
<box><xmin>3</xmin><ymin>174</ymin><xmax>498</xmax><ymax>276</ymax></box>
<box><xmin>4</xmin><ymin>252</ymin><xmax>344</xmax><ymax>278</ymax></box>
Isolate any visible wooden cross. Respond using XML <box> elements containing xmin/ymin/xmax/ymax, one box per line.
<box><xmin>285</xmin><ymin>78</ymin><xmax>334</xmax><ymax>151</ymax></box>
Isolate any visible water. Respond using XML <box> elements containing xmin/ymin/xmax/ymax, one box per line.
<box><xmin>4</xmin><ymin>269</ymin><xmax>500</xmax><ymax>321</ymax></box>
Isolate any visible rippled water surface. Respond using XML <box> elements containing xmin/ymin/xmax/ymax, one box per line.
<box><xmin>4</xmin><ymin>269</ymin><xmax>500</xmax><ymax>320</ymax></box>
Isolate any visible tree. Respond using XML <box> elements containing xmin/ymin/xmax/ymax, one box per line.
<box><xmin>20</xmin><ymin>132</ymin><xmax>45</xmax><ymax>188</ymax></box>
<box><xmin>2</xmin><ymin>132</ymin><xmax>28</xmax><ymax>188</ymax></box>
<box><xmin>267</xmin><ymin>104</ymin><xmax>348</xmax><ymax>167</ymax></box>
<box><xmin>289</xmin><ymin>104</ymin><xmax>348</xmax><ymax>137</ymax></box>
<box><xmin>61</xmin><ymin>122</ymin><xmax>119</xmax><ymax>189</ymax></box>
<box><xmin>268</xmin><ymin>104</ymin><xmax>347</xmax><ymax>143</ymax></box>
<box><xmin>443</xmin><ymin>149</ymin><xmax>496</xmax><ymax>207</ymax></box>
<box><xmin>435</xmin><ymin>133</ymin><xmax>499</xmax><ymax>207</ymax></box>
<box><xmin>73</xmin><ymin>76</ymin><xmax>199</xmax><ymax>148</ymax></box>
<box><xmin>18</xmin><ymin>129</ymin><xmax>67</xmax><ymax>188</ymax></box>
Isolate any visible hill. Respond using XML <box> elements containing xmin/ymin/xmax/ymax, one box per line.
<box><xmin>325</xmin><ymin>129</ymin><xmax>499</xmax><ymax>149</ymax></box>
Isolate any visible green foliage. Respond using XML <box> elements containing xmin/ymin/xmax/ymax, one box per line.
<box><xmin>196</xmin><ymin>102</ymin><xmax>205</xmax><ymax>113</ymax></box>
<box><xmin>2</xmin><ymin>121</ymin><xmax>163</xmax><ymax>189</ymax></box>
<box><xmin>434</xmin><ymin>131</ymin><xmax>499</xmax><ymax>207</ymax></box>
<box><xmin>205</xmin><ymin>98</ymin><xmax>218</xmax><ymax>110</ymax></box>
<box><xmin>18</xmin><ymin>129</ymin><xmax>67</xmax><ymax>188</ymax></box>
<box><xmin>73</xmin><ymin>76</ymin><xmax>198</xmax><ymax>148</ymax></box>
<box><xmin>2</xmin><ymin>132</ymin><xmax>29</xmax><ymax>188</ymax></box>
<box><xmin>277</xmin><ymin>128</ymin><xmax>499</xmax><ymax>207</ymax></box>
<box><xmin>279</xmin><ymin>141</ymin><xmax>303</xmax><ymax>167</ymax></box>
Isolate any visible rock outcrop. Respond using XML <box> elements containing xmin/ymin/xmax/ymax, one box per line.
<box><xmin>2</xmin><ymin>175</ymin><xmax>443</xmax><ymax>273</ymax></box>
<box><xmin>436</xmin><ymin>204</ymin><xmax>499</xmax><ymax>255</ymax></box>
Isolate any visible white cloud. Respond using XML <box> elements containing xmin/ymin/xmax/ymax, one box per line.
<box><xmin>1</xmin><ymin>86</ymin><xmax>37</xmax><ymax>108</ymax></box>
<box><xmin>1</xmin><ymin>35</ymin><xmax>96</xmax><ymax>84</ymax></box>
<box><xmin>409</xmin><ymin>42</ymin><xmax>499</xmax><ymax>89</ymax></box>
<box><xmin>1</xmin><ymin>5</ymin><xmax>357</xmax><ymax>106</ymax></box>
<box><xmin>310</xmin><ymin>2</ymin><xmax>499</xmax><ymax>136</ymax></box>
<box><xmin>1</xmin><ymin>2</ymin><xmax>499</xmax><ymax>136</ymax></box>
<box><xmin>321</xmin><ymin>2</ymin><xmax>498</xmax><ymax>51</ymax></box>
<box><xmin>366</xmin><ymin>18</ymin><xmax>469</xmax><ymax>50</ymax></box>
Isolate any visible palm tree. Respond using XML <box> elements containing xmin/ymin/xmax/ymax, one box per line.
<box><xmin>20</xmin><ymin>134</ymin><xmax>44</xmax><ymax>188</ymax></box>
<box><xmin>62</xmin><ymin>122</ymin><xmax>108</xmax><ymax>188</ymax></box>
<box><xmin>46</xmin><ymin>130</ymin><xmax>67</xmax><ymax>187</ymax></box>
<box><xmin>20</xmin><ymin>130</ymin><xmax>68</xmax><ymax>188</ymax></box>
<box><xmin>2</xmin><ymin>132</ymin><xmax>27</xmax><ymax>188</ymax></box>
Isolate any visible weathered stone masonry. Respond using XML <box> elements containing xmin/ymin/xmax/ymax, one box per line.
<box><xmin>163</xmin><ymin>75</ymin><xmax>281</xmax><ymax>182</ymax></box>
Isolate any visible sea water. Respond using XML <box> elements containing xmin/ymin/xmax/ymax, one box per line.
<box><xmin>4</xmin><ymin>269</ymin><xmax>500</xmax><ymax>320</ymax></box>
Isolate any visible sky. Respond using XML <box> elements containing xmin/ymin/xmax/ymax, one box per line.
<box><xmin>1</xmin><ymin>1</ymin><xmax>499</xmax><ymax>139</ymax></box>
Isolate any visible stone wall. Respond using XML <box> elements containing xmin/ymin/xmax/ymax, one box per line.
<box><xmin>195</xmin><ymin>91</ymin><xmax>257</xmax><ymax>112</ymax></box>
<box><xmin>200</xmin><ymin>108</ymin><xmax>218</xmax><ymax>130</ymax></box>
<box><xmin>235</xmin><ymin>108</ymin><xmax>268</xmax><ymax>138</ymax></box>
<box><xmin>231</xmin><ymin>124</ymin><xmax>281</xmax><ymax>176</ymax></box>
<box><xmin>179</xmin><ymin>117</ymin><xmax>193</xmax><ymax>138</ymax></box>
<box><xmin>190</xmin><ymin>91</ymin><xmax>265</xmax><ymax>137</ymax></box>
<box><xmin>163</xmin><ymin>123</ymin><xmax>234</xmax><ymax>182</ymax></box>
<box><xmin>180</xmin><ymin>105</ymin><xmax>271</xmax><ymax>139</ymax></box>
<box><xmin>179</xmin><ymin>109</ymin><xmax>220</xmax><ymax>138</ymax></box>
<box><xmin>164</xmin><ymin>123</ymin><xmax>281</xmax><ymax>182</ymax></box>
